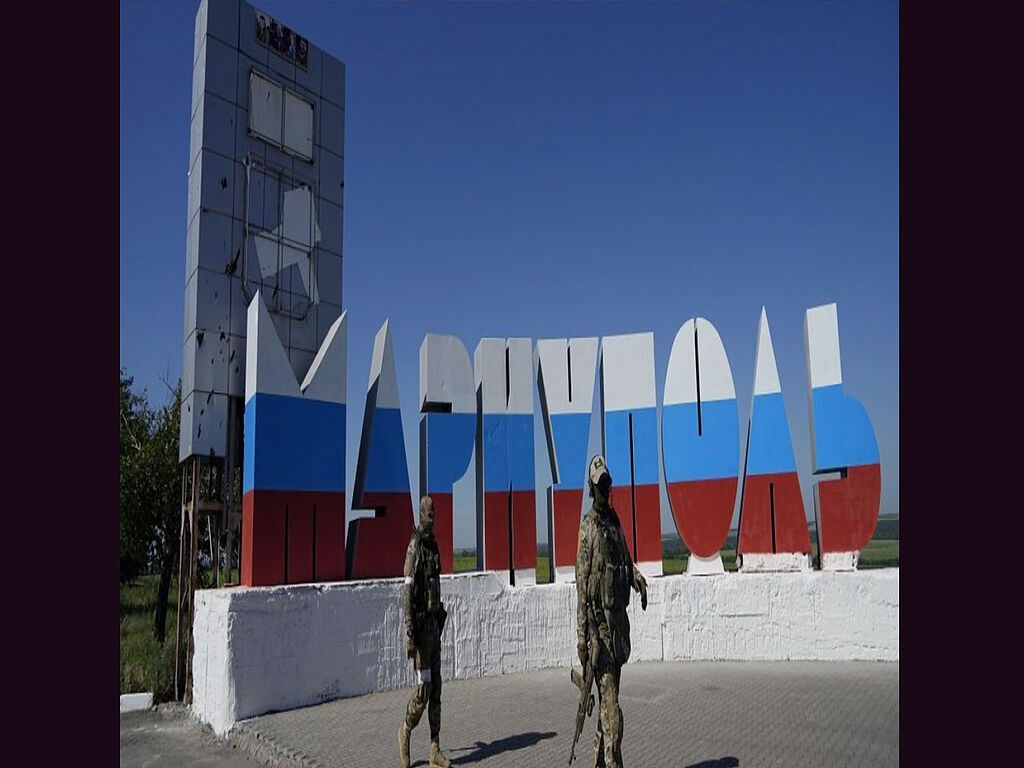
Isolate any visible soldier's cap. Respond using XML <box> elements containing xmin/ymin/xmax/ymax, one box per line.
<box><xmin>589</xmin><ymin>455</ymin><xmax>610</xmax><ymax>486</ymax></box>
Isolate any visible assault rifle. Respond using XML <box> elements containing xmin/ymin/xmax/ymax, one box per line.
<box><xmin>569</xmin><ymin>613</ymin><xmax>598</xmax><ymax>764</ymax></box>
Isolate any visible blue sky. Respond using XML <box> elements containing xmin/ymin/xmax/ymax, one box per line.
<box><xmin>120</xmin><ymin>1</ymin><xmax>898</xmax><ymax>550</ymax></box>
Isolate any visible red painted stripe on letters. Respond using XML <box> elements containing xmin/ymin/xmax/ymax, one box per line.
<box><xmin>511</xmin><ymin>489</ymin><xmax>537</xmax><ymax>571</ymax></box>
<box><xmin>242</xmin><ymin>490</ymin><xmax>347</xmax><ymax>586</ymax></box>
<box><xmin>738</xmin><ymin>473</ymin><xmax>810</xmax><ymax>555</ymax></box>
<box><xmin>667</xmin><ymin>477</ymin><xmax>738</xmax><ymax>558</ymax></box>
<box><xmin>348</xmin><ymin>492</ymin><xmax>415</xmax><ymax>580</ymax></box>
<box><xmin>553</xmin><ymin>488</ymin><xmax>584</xmax><ymax>569</ymax></box>
<box><xmin>287</xmin><ymin>506</ymin><xmax>314</xmax><ymax>584</ymax></box>
<box><xmin>632</xmin><ymin>483</ymin><xmax>663</xmax><ymax>565</ymax></box>
<box><xmin>314</xmin><ymin>494</ymin><xmax>346</xmax><ymax>582</ymax></box>
<box><xmin>482</xmin><ymin>490</ymin><xmax>537</xmax><ymax>574</ymax></box>
<box><xmin>818</xmin><ymin>463</ymin><xmax>881</xmax><ymax>553</ymax></box>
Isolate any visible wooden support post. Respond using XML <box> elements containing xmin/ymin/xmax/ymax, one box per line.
<box><xmin>174</xmin><ymin>463</ymin><xmax>187</xmax><ymax>701</ymax></box>
<box><xmin>209</xmin><ymin>513</ymin><xmax>220</xmax><ymax>588</ymax></box>
<box><xmin>185</xmin><ymin>456</ymin><xmax>199</xmax><ymax>705</ymax></box>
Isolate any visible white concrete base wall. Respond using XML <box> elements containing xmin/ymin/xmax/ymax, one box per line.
<box><xmin>192</xmin><ymin>568</ymin><xmax>899</xmax><ymax>735</ymax></box>
<box><xmin>740</xmin><ymin>552</ymin><xmax>813</xmax><ymax>572</ymax></box>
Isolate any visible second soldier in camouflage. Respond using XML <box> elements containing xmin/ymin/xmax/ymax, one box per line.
<box><xmin>575</xmin><ymin>455</ymin><xmax>648</xmax><ymax>768</ymax></box>
<box><xmin>398</xmin><ymin>496</ymin><xmax>451</xmax><ymax>768</ymax></box>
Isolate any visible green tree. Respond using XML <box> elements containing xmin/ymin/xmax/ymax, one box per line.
<box><xmin>119</xmin><ymin>368</ymin><xmax>182</xmax><ymax>643</ymax></box>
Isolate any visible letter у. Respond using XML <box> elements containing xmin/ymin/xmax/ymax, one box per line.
<box><xmin>662</xmin><ymin>318</ymin><xmax>739</xmax><ymax>574</ymax></box>
<box><xmin>600</xmin><ymin>333</ymin><xmax>663</xmax><ymax>578</ymax></box>
<box><xmin>241</xmin><ymin>292</ymin><xmax>347</xmax><ymax>586</ymax></box>
<box><xmin>737</xmin><ymin>309</ymin><xmax>812</xmax><ymax>560</ymax></box>
<box><xmin>419</xmin><ymin>334</ymin><xmax>476</xmax><ymax>573</ymax></box>
<box><xmin>475</xmin><ymin>338</ymin><xmax>537</xmax><ymax>586</ymax></box>
<box><xmin>347</xmin><ymin>320</ymin><xmax>415</xmax><ymax>580</ymax></box>
<box><xmin>535</xmin><ymin>337</ymin><xmax>598</xmax><ymax>582</ymax></box>
<box><xmin>804</xmin><ymin>303</ymin><xmax>881</xmax><ymax>567</ymax></box>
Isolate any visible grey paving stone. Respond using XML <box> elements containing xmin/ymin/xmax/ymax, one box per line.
<box><xmin>237</xmin><ymin>660</ymin><xmax>898</xmax><ymax>768</ymax></box>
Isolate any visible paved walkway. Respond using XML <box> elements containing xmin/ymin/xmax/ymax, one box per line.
<box><xmin>234</xmin><ymin>660</ymin><xmax>898</xmax><ymax>768</ymax></box>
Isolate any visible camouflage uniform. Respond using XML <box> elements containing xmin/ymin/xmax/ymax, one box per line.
<box><xmin>399</xmin><ymin>497</ymin><xmax>450</xmax><ymax>768</ymax></box>
<box><xmin>576</xmin><ymin>456</ymin><xmax>647</xmax><ymax>768</ymax></box>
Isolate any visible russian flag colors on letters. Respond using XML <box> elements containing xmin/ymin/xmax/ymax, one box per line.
<box><xmin>419</xmin><ymin>334</ymin><xmax>477</xmax><ymax>573</ymax></box>
<box><xmin>600</xmin><ymin>334</ymin><xmax>663</xmax><ymax>577</ymax></box>
<box><xmin>536</xmin><ymin>337</ymin><xmax>599</xmax><ymax>581</ymax></box>
<box><xmin>239</xmin><ymin>299</ymin><xmax>884</xmax><ymax>584</ymax></box>
<box><xmin>241</xmin><ymin>293</ymin><xmax>347</xmax><ymax>587</ymax></box>
<box><xmin>475</xmin><ymin>338</ymin><xmax>537</xmax><ymax>585</ymax></box>
<box><xmin>662</xmin><ymin>319</ymin><xmax>739</xmax><ymax>561</ymax></box>
<box><xmin>348</xmin><ymin>321</ymin><xmax>415</xmax><ymax>579</ymax></box>
<box><xmin>737</xmin><ymin>309</ymin><xmax>812</xmax><ymax>556</ymax></box>
<box><xmin>804</xmin><ymin>304</ymin><xmax>881</xmax><ymax>555</ymax></box>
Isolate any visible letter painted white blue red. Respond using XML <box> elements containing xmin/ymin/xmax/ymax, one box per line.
<box><xmin>474</xmin><ymin>338</ymin><xmax>537</xmax><ymax>586</ymax></box>
<box><xmin>419</xmin><ymin>334</ymin><xmax>476</xmax><ymax>573</ymax></box>
<box><xmin>804</xmin><ymin>303</ymin><xmax>881</xmax><ymax>562</ymax></box>
<box><xmin>241</xmin><ymin>292</ymin><xmax>347</xmax><ymax>586</ymax></box>
<box><xmin>535</xmin><ymin>337</ymin><xmax>598</xmax><ymax>582</ymax></box>
<box><xmin>348</xmin><ymin>320</ymin><xmax>415</xmax><ymax>579</ymax></box>
<box><xmin>662</xmin><ymin>319</ymin><xmax>739</xmax><ymax>566</ymax></box>
<box><xmin>737</xmin><ymin>309</ymin><xmax>812</xmax><ymax>560</ymax></box>
<box><xmin>600</xmin><ymin>333</ymin><xmax>662</xmax><ymax>577</ymax></box>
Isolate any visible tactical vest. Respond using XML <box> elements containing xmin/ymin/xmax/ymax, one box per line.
<box><xmin>585</xmin><ymin>505</ymin><xmax>633</xmax><ymax>665</ymax></box>
<box><xmin>412</xmin><ymin>531</ymin><xmax>442</xmax><ymax>616</ymax></box>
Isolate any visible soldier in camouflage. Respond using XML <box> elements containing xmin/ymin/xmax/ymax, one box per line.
<box><xmin>576</xmin><ymin>455</ymin><xmax>649</xmax><ymax>768</ymax></box>
<box><xmin>398</xmin><ymin>496</ymin><xmax>451</xmax><ymax>768</ymax></box>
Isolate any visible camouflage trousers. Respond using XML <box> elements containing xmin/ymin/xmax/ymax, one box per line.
<box><xmin>592</xmin><ymin>662</ymin><xmax>623</xmax><ymax>768</ymax></box>
<box><xmin>405</xmin><ymin>626</ymin><xmax>442</xmax><ymax>740</ymax></box>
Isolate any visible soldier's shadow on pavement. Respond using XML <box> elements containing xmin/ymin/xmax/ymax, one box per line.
<box><xmin>683</xmin><ymin>757</ymin><xmax>739</xmax><ymax>768</ymax></box>
<box><xmin>435</xmin><ymin>731</ymin><xmax>557</xmax><ymax>765</ymax></box>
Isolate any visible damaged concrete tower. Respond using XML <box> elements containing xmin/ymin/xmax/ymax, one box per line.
<box><xmin>180</xmin><ymin>0</ymin><xmax>345</xmax><ymax>463</ymax></box>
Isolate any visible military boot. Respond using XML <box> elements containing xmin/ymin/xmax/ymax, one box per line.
<box><xmin>398</xmin><ymin>722</ymin><xmax>410</xmax><ymax>768</ymax></box>
<box><xmin>429</xmin><ymin>740</ymin><xmax>451</xmax><ymax>768</ymax></box>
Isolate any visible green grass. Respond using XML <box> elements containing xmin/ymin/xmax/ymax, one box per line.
<box><xmin>120</xmin><ymin>574</ymin><xmax>178</xmax><ymax>704</ymax></box>
<box><xmin>452</xmin><ymin>552</ymin><xmax>553</xmax><ymax>583</ymax></box>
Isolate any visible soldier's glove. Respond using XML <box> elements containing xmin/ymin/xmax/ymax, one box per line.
<box><xmin>577</xmin><ymin>638</ymin><xmax>588</xmax><ymax>668</ymax></box>
<box><xmin>406</xmin><ymin>632</ymin><xmax>416</xmax><ymax>659</ymax></box>
<box><xmin>638</xmin><ymin>573</ymin><xmax>648</xmax><ymax>611</ymax></box>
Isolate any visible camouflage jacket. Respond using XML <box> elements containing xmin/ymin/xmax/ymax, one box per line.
<box><xmin>403</xmin><ymin>528</ymin><xmax>442</xmax><ymax>640</ymax></box>
<box><xmin>575</xmin><ymin>501</ymin><xmax>640</xmax><ymax>666</ymax></box>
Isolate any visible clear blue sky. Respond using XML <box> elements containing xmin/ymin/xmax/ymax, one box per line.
<box><xmin>120</xmin><ymin>1</ymin><xmax>898</xmax><ymax>550</ymax></box>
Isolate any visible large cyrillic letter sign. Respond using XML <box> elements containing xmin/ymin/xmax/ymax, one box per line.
<box><xmin>600</xmin><ymin>333</ymin><xmax>662</xmax><ymax>578</ymax></box>
<box><xmin>535</xmin><ymin>337</ymin><xmax>598</xmax><ymax>582</ymax></box>
<box><xmin>347</xmin><ymin>320</ymin><xmax>415</xmax><ymax>579</ymax></box>
<box><xmin>662</xmin><ymin>318</ymin><xmax>739</xmax><ymax>575</ymax></box>
<box><xmin>804</xmin><ymin>303</ymin><xmax>881</xmax><ymax>570</ymax></box>
<box><xmin>475</xmin><ymin>338</ymin><xmax>537</xmax><ymax>586</ymax></box>
<box><xmin>242</xmin><ymin>292</ymin><xmax>347</xmax><ymax>586</ymax></box>
<box><xmin>738</xmin><ymin>309</ymin><xmax>812</xmax><ymax>571</ymax></box>
<box><xmin>419</xmin><ymin>334</ymin><xmax>476</xmax><ymax>574</ymax></box>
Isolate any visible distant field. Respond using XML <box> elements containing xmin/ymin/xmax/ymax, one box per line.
<box><xmin>453</xmin><ymin>514</ymin><xmax>899</xmax><ymax>580</ymax></box>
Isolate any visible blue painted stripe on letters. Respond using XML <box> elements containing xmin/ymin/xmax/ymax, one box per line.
<box><xmin>745</xmin><ymin>392</ymin><xmax>798</xmax><ymax>476</ymax></box>
<box><xmin>662</xmin><ymin>400</ymin><xmax>739</xmax><ymax>482</ymax></box>
<box><xmin>363</xmin><ymin>407</ymin><xmax>412</xmax><ymax>493</ymax></box>
<box><xmin>551</xmin><ymin>412</ymin><xmax>591</xmax><ymax>489</ymax></box>
<box><xmin>242</xmin><ymin>394</ymin><xmax>346</xmax><ymax>493</ymax></box>
<box><xmin>424</xmin><ymin>412</ymin><xmax>476</xmax><ymax>492</ymax></box>
<box><xmin>507</xmin><ymin>413</ymin><xmax>535</xmax><ymax>489</ymax></box>
<box><xmin>482</xmin><ymin>414</ymin><xmax>507</xmax><ymax>491</ymax></box>
<box><xmin>604</xmin><ymin>407</ymin><xmax>659</xmax><ymax>487</ymax></box>
<box><xmin>482</xmin><ymin>413</ymin><xmax>534</xmax><ymax>491</ymax></box>
<box><xmin>811</xmin><ymin>384</ymin><xmax>879</xmax><ymax>470</ymax></box>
